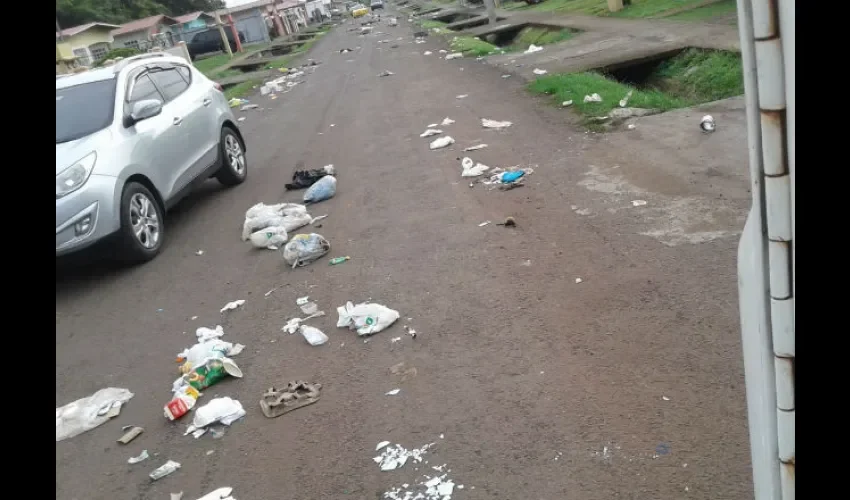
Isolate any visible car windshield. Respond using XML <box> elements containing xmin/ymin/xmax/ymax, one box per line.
<box><xmin>56</xmin><ymin>79</ymin><xmax>117</xmax><ymax>144</ymax></box>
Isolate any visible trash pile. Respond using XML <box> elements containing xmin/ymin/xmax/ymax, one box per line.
<box><xmin>241</xmin><ymin>202</ymin><xmax>315</xmax><ymax>249</ymax></box>
<box><xmin>260</xmin><ymin>69</ymin><xmax>308</xmax><ymax>97</ymax></box>
<box><xmin>56</xmin><ymin>387</ymin><xmax>135</xmax><ymax>442</ymax></box>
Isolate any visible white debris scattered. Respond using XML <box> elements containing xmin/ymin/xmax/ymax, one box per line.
<box><xmin>128</xmin><ymin>449</ymin><xmax>149</xmax><ymax>464</ymax></box>
<box><xmin>478</xmin><ymin>221</ymin><xmax>491</xmax><ymax>227</ymax></box>
<box><xmin>463</xmin><ymin>144</ymin><xmax>487</xmax><ymax>151</ymax></box>
<box><xmin>501</xmin><ymin>74</ymin><xmax>511</xmax><ymax>78</ymax></box>
<box><xmin>376</xmin><ymin>441</ymin><xmax>391</xmax><ymax>451</ymax></box>
<box><xmin>632</xmin><ymin>199</ymin><xmax>648</xmax><ymax>207</ymax></box>
<box><xmin>438</xmin><ymin>49</ymin><xmax>447</xmax><ymax>54</ymax></box>
<box><xmin>195</xmin><ymin>250</ymin><xmax>204</xmax><ymax>255</ymax></box>
<box><xmin>561</xmin><ymin>100</ymin><xmax>573</xmax><ymax>107</ymax></box>
<box><xmin>296</xmin><ymin>296</ymin><xmax>311</xmax><ymax>306</ymax></box>
<box><xmin>420</xmin><ymin>128</ymin><xmax>443</xmax><ymax>137</ymax></box>
<box><xmin>481</xmin><ymin>118</ymin><xmax>512</xmax><ymax>129</ymax></box>
<box><xmin>423</xmin><ymin>51</ymin><xmax>432</xmax><ymax>55</ymax></box>
<box><xmin>237</xmin><ymin>117</ymin><xmax>246</xmax><ymax>122</ymax></box>
<box><xmin>455</xmin><ymin>94</ymin><xmax>468</xmax><ymax>99</ymax></box>
<box><xmin>619</xmin><ymin>90</ymin><xmax>633</xmax><ymax>108</ymax></box>
<box><xmin>196</xmin><ymin>487</ymin><xmax>236</xmax><ymax>500</ymax></box>
<box><xmin>374</xmin><ymin>442</ymin><xmax>433</xmax><ymax>471</ymax></box>
<box><xmin>379</xmin><ymin>70</ymin><xmax>395</xmax><ymax>77</ymax></box>
<box><xmin>461</xmin><ymin>157</ymin><xmax>490</xmax><ymax>177</ymax></box>
<box><xmin>445</xmin><ymin>52</ymin><xmax>463</xmax><ymax>60</ymax></box>
<box><xmin>627</xmin><ymin>123</ymin><xmax>637</xmax><ymax>130</ymax></box>
<box><xmin>429</xmin><ymin>136</ymin><xmax>455</xmax><ymax>150</ymax></box>
<box><xmin>575</xmin><ymin>277</ymin><xmax>583</xmax><ymax>284</ymax></box>
<box><xmin>532</xmin><ymin>68</ymin><xmax>548</xmax><ymax>75</ymax></box>
<box><xmin>386</xmin><ymin>389</ymin><xmax>401</xmax><ymax>396</ymax></box>
<box><xmin>220</xmin><ymin>300</ymin><xmax>245</xmax><ymax>313</ymax></box>
<box><xmin>384</xmin><ymin>473</ymin><xmax>458</xmax><ymax>500</ymax></box>
<box><xmin>185</xmin><ymin>397</ymin><xmax>246</xmax><ymax>436</ymax></box>
<box><xmin>525</xmin><ymin>44</ymin><xmax>543</xmax><ymax>54</ymax></box>
<box><xmin>662</xmin><ymin>396</ymin><xmax>671</xmax><ymax>401</ymax></box>
<box><xmin>440</xmin><ymin>117</ymin><xmax>455</xmax><ymax>126</ymax></box>
<box><xmin>391</xmin><ymin>336</ymin><xmax>402</xmax><ymax>343</ymax></box>
<box><xmin>56</xmin><ymin>388</ymin><xmax>135</xmax><ymax>442</ymax></box>
<box><xmin>583</xmin><ymin>93</ymin><xmax>602</xmax><ymax>103</ymax></box>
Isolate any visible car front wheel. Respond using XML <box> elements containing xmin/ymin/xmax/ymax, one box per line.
<box><xmin>116</xmin><ymin>182</ymin><xmax>164</xmax><ymax>263</ymax></box>
<box><xmin>215</xmin><ymin>126</ymin><xmax>248</xmax><ymax>186</ymax></box>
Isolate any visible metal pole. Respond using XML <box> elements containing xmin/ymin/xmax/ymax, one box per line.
<box><xmin>214</xmin><ymin>12</ymin><xmax>234</xmax><ymax>57</ymax></box>
<box><xmin>482</xmin><ymin>0</ymin><xmax>497</xmax><ymax>24</ymax></box>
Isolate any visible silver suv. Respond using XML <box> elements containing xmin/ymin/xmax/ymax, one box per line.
<box><xmin>56</xmin><ymin>53</ymin><xmax>248</xmax><ymax>263</ymax></box>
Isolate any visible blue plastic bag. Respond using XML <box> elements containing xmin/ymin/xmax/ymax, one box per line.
<box><xmin>303</xmin><ymin>175</ymin><xmax>337</xmax><ymax>203</ymax></box>
<box><xmin>501</xmin><ymin>171</ymin><xmax>525</xmax><ymax>183</ymax></box>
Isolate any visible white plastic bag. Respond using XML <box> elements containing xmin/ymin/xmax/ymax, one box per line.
<box><xmin>185</xmin><ymin>397</ymin><xmax>245</xmax><ymax>435</ymax></box>
<box><xmin>429</xmin><ymin>136</ymin><xmax>455</xmax><ymax>150</ymax></box>
<box><xmin>336</xmin><ymin>301</ymin><xmax>400</xmax><ymax>336</ymax></box>
<box><xmin>56</xmin><ymin>388</ymin><xmax>135</xmax><ymax>442</ymax></box>
<box><xmin>249</xmin><ymin>226</ymin><xmax>288</xmax><ymax>249</ymax></box>
<box><xmin>242</xmin><ymin>203</ymin><xmax>311</xmax><ymax>240</ymax></box>
<box><xmin>303</xmin><ymin>176</ymin><xmax>337</xmax><ymax>204</ymax></box>
<box><xmin>177</xmin><ymin>339</ymin><xmax>244</xmax><ymax>372</ymax></box>
<box><xmin>460</xmin><ymin>157</ymin><xmax>490</xmax><ymax>177</ymax></box>
<box><xmin>300</xmin><ymin>325</ymin><xmax>329</xmax><ymax>346</ymax></box>
<box><xmin>195</xmin><ymin>325</ymin><xmax>225</xmax><ymax>342</ymax></box>
<box><xmin>283</xmin><ymin>233</ymin><xmax>331</xmax><ymax>267</ymax></box>
<box><xmin>280</xmin><ymin>212</ymin><xmax>313</xmax><ymax>232</ymax></box>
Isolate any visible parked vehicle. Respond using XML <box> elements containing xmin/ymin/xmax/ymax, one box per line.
<box><xmin>56</xmin><ymin>53</ymin><xmax>248</xmax><ymax>263</ymax></box>
<box><xmin>370</xmin><ymin>0</ymin><xmax>384</xmax><ymax>10</ymax></box>
<box><xmin>187</xmin><ymin>28</ymin><xmax>246</xmax><ymax>60</ymax></box>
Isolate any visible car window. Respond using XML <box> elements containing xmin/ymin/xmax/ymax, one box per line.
<box><xmin>149</xmin><ymin>68</ymin><xmax>190</xmax><ymax>102</ymax></box>
<box><xmin>176</xmin><ymin>65</ymin><xmax>192</xmax><ymax>84</ymax></box>
<box><xmin>56</xmin><ymin>79</ymin><xmax>117</xmax><ymax>144</ymax></box>
<box><xmin>125</xmin><ymin>74</ymin><xmax>164</xmax><ymax>113</ymax></box>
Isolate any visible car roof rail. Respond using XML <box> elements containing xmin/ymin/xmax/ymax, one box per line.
<box><xmin>112</xmin><ymin>52</ymin><xmax>169</xmax><ymax>74</ymax></box>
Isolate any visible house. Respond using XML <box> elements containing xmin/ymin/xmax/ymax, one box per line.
<box><xmin>173</xmin><ymin>11</ymin><xmax>217</xmax><ymax>42</ymax></box>
<box><xmin>56</xmin><ymin>42</ymin><xmax>78</xmax><ymax>74</ymax></box>
<box><xmin>55</xmin><ymin>22</ymin><xmax>120</xmax><ymax>66</ymax></box>
<box><xmin>111</xmin><ymin>14</ymin><xmax>180</xmax><ymax>51</ymax></box>
<box><xmin>218</xmin><ymin>0</ymin><xmax>273</xmax><ymax>45</ymax></box>
<box><xmin>273</xmin><ymin>0</ymin><xmax>310</xmax><ymax>34</ymax></box>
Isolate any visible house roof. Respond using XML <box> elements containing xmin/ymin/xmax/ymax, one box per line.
<box><xmin>173</xmin><ymin>11</ymin><xmax>215</xmax><ymax>24</ymax></box>
<box><xmin>55</xmin><ymin>22</ymin><xmax>120</xmax><ymax>39</ymax></box>
<box><xmin>111</xmin><ymin>14</ymin><xmax>179</xmax><ymax>36</ymax></box>
<box><xmin>219</xmin><ymin>0</ymin><xmax>273</xmax><ymax>14</ymax></box>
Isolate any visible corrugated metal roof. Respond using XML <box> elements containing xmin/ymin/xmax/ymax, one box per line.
<box><xmin>111</xmin><ymin>14</ymin><xmax>179</xmax><ymax>36</ymax></box>
<box><xmin>56</xmin><ymin>22</ymin><xmax>120</xmax><ymax>39</ymax></box>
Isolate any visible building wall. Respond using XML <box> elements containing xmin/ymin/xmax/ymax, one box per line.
<box><xmin>62</xmin><ymin>28</ymin><xmax>115</xmax><ymax>65</ymax></box>
<box><xmin>114</xmin><ymin>24</ymin><xmax>175</xmax><ymax>51</ymax></box>
<box><xmin>230</xmin><ymin>8</ymin><xmax>271</xmax><ymax>44</ymax></box>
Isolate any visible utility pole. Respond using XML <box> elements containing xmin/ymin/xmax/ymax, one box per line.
<box><xmin>482</xmin><ymin>0</ymin><xmax>497</xmax><ymax>25</ymax></box>
<box><xmin>214</xmin><ymin>11</ymin><xmax>234</xmax><ymax>57</ymax></box>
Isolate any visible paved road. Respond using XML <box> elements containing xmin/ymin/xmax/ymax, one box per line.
<box><xmin>56</xmin><ymin>13</ymin><xmax>753</xmax><ymax>500</ymax></box>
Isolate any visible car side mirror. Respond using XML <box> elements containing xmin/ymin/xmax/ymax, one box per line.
<box><xmin>124</xmin><ymin>99</ymin><xmax>163</xmax><ymax>127</ymax></box>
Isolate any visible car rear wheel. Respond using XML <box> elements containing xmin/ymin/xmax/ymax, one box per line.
<box><xmin>116</xmin><ymin>182</ymin><xmax>164</xmax><ymax>263</ymax></box>
<box><xmin>215</xmin><ymin>126</ymin><xmax>248</xmax><ymax>186</ymax></box>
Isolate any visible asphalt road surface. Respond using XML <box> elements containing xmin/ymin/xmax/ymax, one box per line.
<box><xmin>56</xmin><ymin>13</ymin><xmax>753</xmax><ymax>500</ymax></box>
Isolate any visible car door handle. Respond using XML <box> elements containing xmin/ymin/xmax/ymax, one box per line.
<box><xmin>203</xmin><ymin>98</ymin><xmax>212</xmax><ymax>107</ymax></box>
<box><xmin>173</xmin><ymin>117</ymin><xmax>183</xmax><ymax>126</ymax></box>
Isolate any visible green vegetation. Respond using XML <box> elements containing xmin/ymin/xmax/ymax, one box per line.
<box><xmin>224</xmin><ymin>79</ymin><xmax>261</xmax><ymax>101</ymax></box>
<box><xmin>58</xmin><ymin>0</ymin><xmax>223</xmax><ymax>27</ymax></box>
<box><xmin>502</xmin><ymin>0</ymin><xmax>735</xmax><ymax>21</ymax></box>
<box><xmin>665</xmin><ymin>0</ymin><xmax>737</xmax><ymax>21</ymax></box>
<box><xmin>450</xmin><ymin>36</ymin><xmax>500</xmax><ymax>56</ymax></box>
<box><xmin>528</xmin><ymin>48</ymin><xmax>743</xmax><ymax>127</ymax></box>
<box><xmin>193</xmin><ymin>53</ymin><xmax>233</xmax><ymax>77</ymax></box>
<box><xmin>421</xmin><ymin>19</ymin><xmax>448</xmax><ymax>29</ymax></box>
<box><xmin>503</xmin><ymin>26</ymin><xmax>575</xmax><ymax>51</ymax></box>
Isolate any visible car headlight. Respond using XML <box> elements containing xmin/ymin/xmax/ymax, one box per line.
<box><xmin>56</xmin><ymin>152</ymin><xmax>97</xmax><ymax>200</ymax></box>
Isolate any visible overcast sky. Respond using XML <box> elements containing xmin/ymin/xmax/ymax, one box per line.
<box><xmin>223</xmin><ymin>0</ymin><xmax>258</xmax><ymax>7</ymax></box>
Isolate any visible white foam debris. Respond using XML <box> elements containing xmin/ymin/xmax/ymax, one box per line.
<box><xmin>384</xmin><ymin>473</ymin><xmax>457</xmax><ymax>500</ymax></box>
<box><xmin>374</xmin><ymin>443</ymin><xmax>433</xmax><ymax>472</ymax></box>
<box><xmin>376</xmin><ymin>441</ymin><xmax>391</xmax><ymax>451</ymax></box>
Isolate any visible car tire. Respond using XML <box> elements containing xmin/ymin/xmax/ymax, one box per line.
<box><xmin>215</xmin><ymin>126</ymin><xmax>248</xmax><ymax>186</ymax></box>
<box><xmin>116</xmin><ymin>182</ymin><xmax>164</xmax><ymax>263</ymax></box>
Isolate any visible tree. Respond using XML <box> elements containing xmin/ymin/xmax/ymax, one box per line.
<box><xmin>56</xmin><ymin>0</ymin><xmax>225</xmax><ymax>29</ymax></box>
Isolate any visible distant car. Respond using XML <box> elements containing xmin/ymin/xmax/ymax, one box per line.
<box><xmin>370</xmin><ymin>0</ymin><xmax>384</xmax><ymax>10</ymax></box>
<box><xmin>187</xmin><ymin>28</ymin><xmax>246</xmax><ymax>60</ymax></box>
<box><xmin>56</xmin><ymin>53</ymin><xmax>248</xmax><ymax>263</ymax></box>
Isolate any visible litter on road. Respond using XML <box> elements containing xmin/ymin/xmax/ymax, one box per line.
<box><xmin>242</xmin><ymin>203</ymin><xmax>313</xmax><ymax>241</ymax></box>
<box><xmin>337</xmin><ymin>301</ymin><xmax>400</xmax><ymax>336</ymax></box>
<box><xmin>562</xmin><ymin>100</ymin><xmax>573</xmax><ymax>107</ymax></box>
<box><xmin>429</xmin><ymin>136</ymin><xmax>455</xmax><ymax>150</ymax></box>
<box><xmin>420</xmin><ymin>128</ymin><xmax>443</xmax><ymax>137</ymax></box>
<box><xmin>532</xmin><ymin>68</ymin><xmax>548</xmax><ymax>75</ymax></box>
<box><xmin>440</xmin><ymin>117</ymin><xmax>455</xmax><ymax>126</ymax></box>
<box><xmin>118</xmin><ymin>426</ymin><xmax>144</xmax><ymax>444</ymax></box>
<box><xmin>632</xmin><ymin>199</ymin><xmax>648</xmax><ymax>207</ymax></box>
<box><xmin>56</xmin><ymin>387</ymin><xmax>134</xmax><ymax>442</ymax></box>
<box><xmin>386</xmin><ymin>388</ymin><xmax>401</xmax><ymax>396</ymax></box>
<box><xmin>185</xmin><ymin>397</ymin><xmax>246</xmax><ymax>436</ymax></box>
<box><xmin>285</xmin><ymin>165</ymin><xmax>335</xmax><ymax>190</ymax></box>
<box><xmin>149</xmin><ymin>460</ymin><xmax>181</xmax><ymax>481</ymax></box>
<box><xmin>250</xmin><ymin>226</ymin><xmax>288</xmax><ymax>250</ymax></box>
<box><xmin>423</xmin><ymin>51</ymin><xmax>432</xmax><ymax>55</ymax></box>
<box><xmin>619</xmin><ymin>90</ymin><xmax>634</xmax><ymax>108</ymax></box>
<box><xmin>478</xmin><ymin>221</ymin><xmax>491</xmax><ymax>227</ymax></box>
<box><xmin>461</xmin><ymin>157</ymin><xmax>490</xmax><ymax>177</ymax></box>
<box><xmin>497</xmin><ymin>217</ymin><xmax>517</xmax><ymax>227</ymax></box>
<box><xmin>260</xmin><ymin>381</ymin><xmax>322</xmax><ymax>418</ymax></box>
<box><xmin>374</xmin><ymin>442</ymin><xmax>433</xmax><ymax>471</ymax></box>
<box><xmin>128</xmin><ymin>450</ymin><xmax>149</xmax><ymax>464</ymax></box>
<box><xmin>583</xmin><ymin>93</ymin><xmax>603</xmax><ymax>103</ymax></box>
<box><xmin>445</xmin><ymin>52</ymin><xmax>463</xmax><ymax>60</ymax></box>
<box><xmin>525</xmin><ymin>44</ymin><xmax>543</xmax><ymax>54</ymax></box>
<box><xmin>379</xmin><ymin>70</ymin><xmax>395</xmax><ymax>77</ymax></box>
<box><xmin>283</xmin><ymin>233</ymin><xmax>331</xmax><ymax>268</ymax></box>
<box><xmin>220</xmin><ymin>300</ymin><xmax>245</xmax><ymax>313</ymax></box>
<box><xmin>303</xmin><ymin>175</ymin><xmax>337</xmax><ymax>203</ymax></box>
<box><xmin>300</xmin><ymin>325</ymin><xmax>329</xmax><ymax>346</ymax></box>
<box><xmin>329</xmin><ymin>256</ymin><xmax>350</xmax><ymax>265</ymax></box>
<box><xmin>700</xmin><ymin>114</ymin><xmax>716</xmax><ymax>132</ymax></box>
<box><xmin>456</xmin><ymin>94</ymin><xmax>468</xmax><ymax>99</ymax></box>
<box><xmin>463</xmin><ymin>144</ymin><xmax>487</xmax><ymax>151</ymax></box>
<box><xmin>482</xmin><ymin>118</ymin><xmax>512</xmax><ymax>129</ymax></box>
<box><xmin>196</xmin><ymin>488</ymin><xmax>236</xmax><ymax>500</ymax></box>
